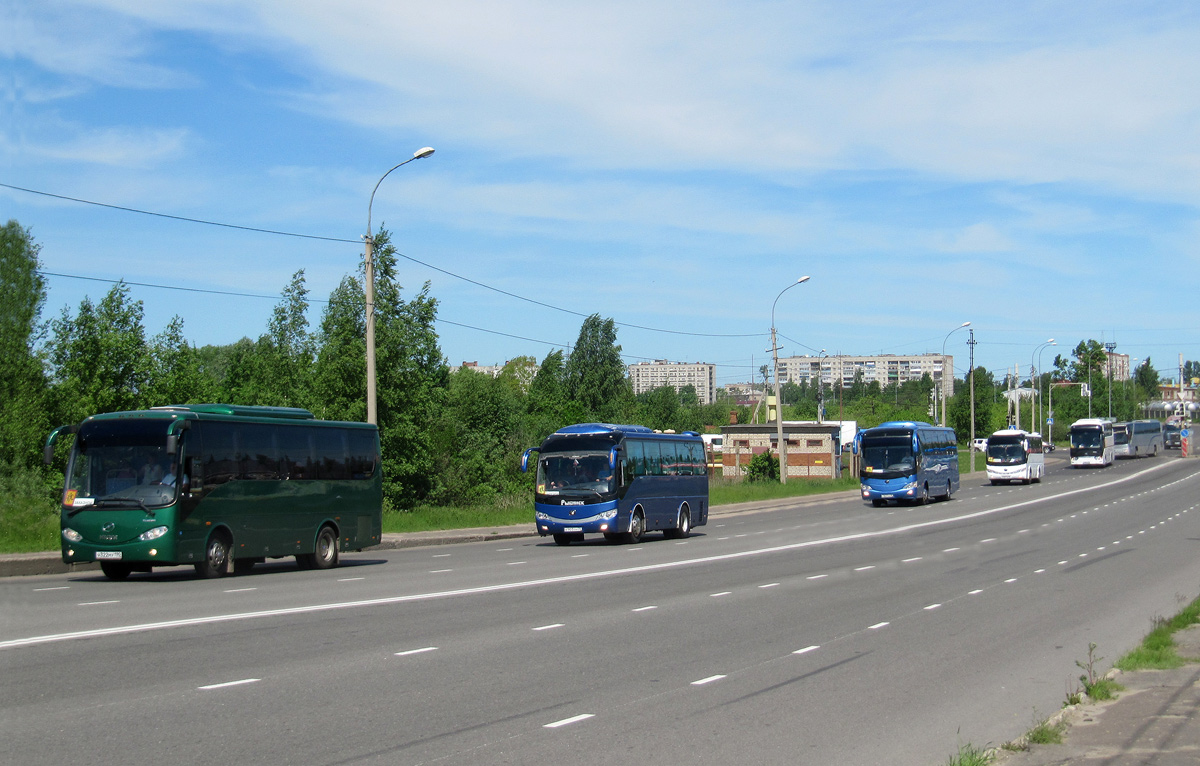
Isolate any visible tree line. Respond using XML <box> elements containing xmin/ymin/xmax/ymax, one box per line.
<box><xmin>0</xmin><ymin>218</ymin><xmax>1184</xmax><ymax>531</ymax></box>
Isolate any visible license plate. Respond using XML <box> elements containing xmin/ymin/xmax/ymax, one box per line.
<box><xmin>564</xmin><ymin>527</ymin><xmax>583</xmax><ymax>532</ymax></box>
<box><xmin>95</xmin><ymin>551</ymin><xmax>122</xmax><ymax>560</ymax></box>
<box><xmin>881</xmin><ymin>494</ymin><xmax>894</xmax><ymax>499</ymax></box>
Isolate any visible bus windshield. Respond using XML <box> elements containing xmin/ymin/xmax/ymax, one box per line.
<box><xmin>65</xmin><ymin>420</ymin><xmax>178</xmax><ymax>509</ymax></box>
<box><xmin>1113</xmin><ymin>426</ymin><xmax>1130</xmax><ymax>445</ymax></box>
<box><xmin>537</xmin><ymin>452</ymin><xmax>615</xmax><ymax>495</ymax></box>
<box><xmin>860</xmin><ymin>435</ymin><xmax>916</xmax><ymax>479</ymax></box>
<box><xmin>986</xmin><ymin>437</ymin><xmax>1027</xmax><ymax>463</ymax></box>
<box><xmin>1071</xmin><ymin>428</ymin><xmax>1103</xmax><ymax>450</ymax></box>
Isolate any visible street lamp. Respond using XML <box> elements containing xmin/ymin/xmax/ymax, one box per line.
<box><xmin>816</xmin><ymin>349</ymin><xmax>828</xmax><ymax>424</ymax></box>
<box><xmin>364</xmin><ymin>147</ymin><xmax>435</xmax><ymax>425</ymax></box>
<box><xmin>771</xmin><ymin>277</ymin><xmax>811</xmax><ymax>484</ymax></box>
<box><xmin>940</xmin><ymin>322</ymin><xmax>971</xmax><ymax>426</ymax></box>
<box><xmin>1034</xmin><ymin>339</ymin><xmax>1056</xmax><ymax>438</ymax></box>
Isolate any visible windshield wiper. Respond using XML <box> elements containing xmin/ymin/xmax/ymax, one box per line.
<box><xmin>83</xmin><ymin>497</ymin><xmax>155</xmax><ymax>517</ymax></box>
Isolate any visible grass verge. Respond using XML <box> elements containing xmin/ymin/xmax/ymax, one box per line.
<box><xmin>1116</xmin><ymin>594</ymin><xmax>1200</xmax><ymax>671</ymax></box>
<box><xmin>945</xmin><ymin>741</ymin><xmax>993</xmax><ymax>766</ymax></box>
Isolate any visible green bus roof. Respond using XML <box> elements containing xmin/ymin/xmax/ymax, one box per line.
<box><xmin>151</xmin><ymin>404</ymin><xmax>316</xmax><ymax>420</ymax></box>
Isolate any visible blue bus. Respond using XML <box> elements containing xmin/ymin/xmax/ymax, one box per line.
<box><xmin>521</xmin><ymin>424</ymin><xmax>708</xmax><ymax>545</ymax></box>
<box><xmin>856</xmin><ymin>421</ymin><xmax>960</xmax><ymax>506</ymax></box>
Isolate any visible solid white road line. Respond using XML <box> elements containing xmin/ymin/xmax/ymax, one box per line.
<box><xmin>198</xmin><ymin>678</ymin><xmax>260</xmax><ymax>690</ymax></box>
<box><xmin>545</xmin><ymin>714</ymin><xmax>594</xmax><ymax>728</ymax></box>
<box><xmin>395</xmin><ymin>647</ymin><xmax>438</xmax><ymax>656</ymax></box>
<box><xmin>692</xmin><ymin>675</ymin><xmax>726</xmax><ymax>686</ymax></box>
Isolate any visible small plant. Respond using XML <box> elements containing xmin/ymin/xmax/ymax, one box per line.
<box><xmin>1063</xmin><ymin>677</ymin><xmax>1084</xmax><ymax>708</ymax></box>
<box><xmin>945</xmin><ymin>741</ymin><xmax>993</xmax><ymax>766</ymax></box>
<box><xmin>1026</xmin><ymin>712</ymin><xmax>1067</xmax><ymax>745</ymax></box>
<box><xmin>1076</xmin><ymin>642</ymin><xmax>1123</xmax><ymax>700</ymax></box>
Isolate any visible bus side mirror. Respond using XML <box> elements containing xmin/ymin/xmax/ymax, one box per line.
<box><xmin>520</xmin><ymin>448</ymin><xmax>537</xmax><ymax>473</ymax></box>
<box><xmin>44</xmin><ymin>445</ymin><xmax>54</xmax><ymax>465</ymax></box>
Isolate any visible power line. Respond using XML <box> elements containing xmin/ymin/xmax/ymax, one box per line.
<box><xmin>11</xmin><ymin>181</ymin><xmax>762</xmax><ymax>340</ymax></box>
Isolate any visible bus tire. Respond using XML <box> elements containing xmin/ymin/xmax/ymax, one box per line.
<box><xmin>311</xmin><ymin>526</ymin><xmax>340</xmax><ymax>570</ymax></box>
<box><xmin>945</xmin><ymin>480</ymin><xmax>952</xmax><ymax>499</ymax></box>
<box><xmin>624</xmin><ymin>510</ymin><xmax>645</xmax><ymax>544</ymax></box>
<box><xmin>665</xmin><ymin>507</ymin><xmax>691</xmax><ymax>539</ymax></box>
<box><xmin>101</xmin><ymin>561</ymin><xmax>132</xmax><ymax>581</ymax></box>
<box><xmin>196</xmin><ymin>532</ymin><xmax>231</xmax><ymax>578</ymax></box>
<box><xmin>553</xmin><ymin>534</ymin><xmax>573</xmax><ymax>546</ymax></box>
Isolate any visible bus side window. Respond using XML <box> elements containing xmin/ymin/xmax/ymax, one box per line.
<box><xmin>625</xmin><ymin>439</ymin><xmax>644</xmax><ymax>482</ymax></box>
<box><xmin>200</xmin><ymin>421</ymin><xmax>238</xmax><ymax>486</ymax></box>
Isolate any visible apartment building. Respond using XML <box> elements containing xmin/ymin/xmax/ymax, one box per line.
<box><xmin>628</xmin><ymin>360</ymin><xmax>717</xmax><ymax>405</ymax></box>
<box><xmin>775</xmin><ymin>353</ymin><xmax>956</xmax><ymax>394</ymax></box>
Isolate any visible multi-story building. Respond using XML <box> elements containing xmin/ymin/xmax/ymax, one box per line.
<box><xmin>775</xmin><ymin>353</ymin><xmax>956</xmax><ymax>395</ymax></box>
<box><xmin>1103</xmin><ymin>352</ymin><xmax>1131</xmax><ymax>381</ymax></box>
<box><xmin>628</xmin><ymin>360</ymin><xmax>717</xmax><ymax>405</ymax></box>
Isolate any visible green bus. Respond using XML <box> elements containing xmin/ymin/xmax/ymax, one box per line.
<box><xmin>44</xmin><ymin>404</ymin><xmax>382</xmax><ymax>580</ymax></box>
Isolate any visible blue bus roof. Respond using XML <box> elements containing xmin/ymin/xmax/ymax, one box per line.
<box><xmin>555</xmin><ymin>423</ymin><xmax>655</xmax><ymax>435</ymax></box>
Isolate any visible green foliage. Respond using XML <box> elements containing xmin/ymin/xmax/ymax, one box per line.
<box><xmin>48</xmin><ymin>282</ymin><xmax>149</xmax><ymax>424</ymax></box>
<box><xmin>0</xmin><ymin>220</ymin><xmax>50</xmax><ymax>470</ymax></box>
<box><xmin>1117</xmin><ymin>596</ymin><xmax>1200</xmax><ymax>671</ymax></box>
<box><xmin>744</xmin><ymin>451</ymin><xmax>779</xmax><ymax>482</ymax></box>
<box><xmin>709</xmin><ymin>474</ymin><xmax>857</xmax><ymax>504</ymax></box>
<box><xmin>1025</xmin><ymin>714</ymin><xmax>1066</xmax><ymax>745</ymax></box>
<box><xmin>564</xmin><ymin>314</ymin><xmax>632</xmax><ymax>422</ymax></box>
<box><xmin>0</xmin><ymin>463</ymin><xmax>59</xmax><ymax>553</ymax></box>
<box><xmin>944</xmin><ymin>741</ymin><xmax>993</xmax><ymax>766</ymax></box>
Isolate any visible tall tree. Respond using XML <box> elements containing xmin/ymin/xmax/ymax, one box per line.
<box><xmin>0</xmin><ymin>221</ymin><xmax>49</xmax><ymax>470</ymax></box>
<box><xmin>255</xmin><ymin>270</ymin><xmax>315</xmax><ymax>409</ymax></box>
<box><xmin>48</xmin><ymin>282</ymin><xmax>149</xmax><ymax>424</ymax></box>
<box><xmin>564</xmin><ymin>314</ymin><xmax>630</xmax><ymax>422</ymax></box>
<box><xmin>143</xmin><ymin>316</ymin><xmax>209</xmax><ymax>406</ymax></box>
<box><xmin>370</xmin><ymin>228</ymin><xmax>448</xmax><ymax>506</ymax></box>
<box><xmin>312</xmin><ymin>274</ymin><xmax>367</xmax><ymax>422</ymax></box>
<box><xmin>1134</xmin><ymin>358</ymin><xmax>1160</xmax><ymax>401</ymax></box>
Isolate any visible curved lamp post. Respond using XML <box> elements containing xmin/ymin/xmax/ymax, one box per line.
<box><xmin>364</xmin><ymin>147</ymin><xmax>435</xmax><ymax>425</ymax></box>
<box><xmin>771</xmin><ymin>277</ymin><xmax>811</xmax><ymax>484</ymax></box>
<box><xmin>940</xmin><ymin>322</ymin><xmax>971</xmax><ymax>426</ymax></box>
<box><xmin>1033</xmin><ymin>339</ymin><xmax>1056</xmax><ymax>437</ymax></box>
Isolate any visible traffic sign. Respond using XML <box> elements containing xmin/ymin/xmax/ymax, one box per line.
<box><xmin>1183</xmin><ymin>429</ymin><xmax>1191</xmax><ymax>438</ymax></box>
<box><xmin>1046</xmin><ymin>418</ymin><xmax>1054</xmax><ymax>424</ymax></box>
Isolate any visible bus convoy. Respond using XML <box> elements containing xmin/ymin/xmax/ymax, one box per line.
<box><xmin>856</xmin><ymin>421</ymin><xmax>960</xmax><ymax>506</ymax></box>
<box><xmin>45</xmin><ymin>404</ymin><xmax>382</xmax><ymax>581</ymax></box>
<box><xmin>43</xmin><ymin>403</ymin><xmax>1182</xmax><ymax>578</ymax></box>
<box><xmin>521</xmin><ymin>423</ymin><xmax>709</xmax><ymax>545</ymax></box>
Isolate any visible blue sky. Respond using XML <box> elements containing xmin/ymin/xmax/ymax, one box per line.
<box><xmin>6</xmin><ymin>0</ymin><xmax>1200</xmax><ymax>388</ymax></box>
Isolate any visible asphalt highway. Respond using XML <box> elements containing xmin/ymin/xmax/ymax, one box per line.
<box><xmin>5</xmin><ymin>453</ymin><xmax>1200</xmax><ymax>765</ymax></box>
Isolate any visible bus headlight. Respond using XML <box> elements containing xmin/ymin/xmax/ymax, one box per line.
<box><xmin>62</xmin><ymin>528</ymin><xmax>82</xmax><ymax>543</ymax></box>
<box><xmin>902</xmin><ymin>481</ymin><xmax>918</xmax><ymax>490</ymax></box>
<box><xmin>138</xmin><ymin>526</ymin><xmax>169</xmax><ymax>542</ymax></box>
<box><xmin>535</xmin><ymin>511</ymin><xmax>551</xmax><ymax>521</ymax></box>
<box><xmin>600</xmin><ymin>509</ymin><xmax>617</xmax><ymax>520</ymax></box>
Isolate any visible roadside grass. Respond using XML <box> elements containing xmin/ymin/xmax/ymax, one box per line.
<box><xmin>0</xmin><ymin>469</ymin><xmax>61</xmax><ymax>554</ymax></box>
<box><xmin>383</xmin><ymin>474</ymin><xmax>860</xmax><ymax>534</ymax></box>
<box><xmin>3</xmin><ymin>469</ymin><xmax>862</xmax><ymax>549</ymax></box>
<box><xmin>708</xmin><ymin>473</ymin><xmax>858</xmax><ymax>505</ymax></box>
<box><xmin>1025</xmin><ymin>714</ymin><xmax>1067</xmax><ymax>745</ymax></box>
<box><xmin>1116</xmin><ymin>595</ymin><xmax>1200</xmax><ymax>671</ymax></box>
<box><xmin>944</xmin><ymin>741</ymin><xmax>993</xmax><ymax>766</ymax></box>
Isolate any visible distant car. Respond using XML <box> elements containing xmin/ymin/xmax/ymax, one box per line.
<box><xmin>1043</xmin><ymin>442</ymin><xmax>1056</xmax><ymax>453</ymax></box>
<box><xmin>971</xmin><ymin>438</ymin><xmax>988</xmax><ymax>452</ymax></box>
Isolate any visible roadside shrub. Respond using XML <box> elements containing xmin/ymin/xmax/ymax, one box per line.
<box><xmin>744</xmin><ymin>451</ymin><xmax>779</xmax><ymax>482</ymax></box>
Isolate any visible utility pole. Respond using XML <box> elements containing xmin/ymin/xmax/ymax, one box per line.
<box><xmin>967</xmin><ymin>329</ymin><xmax>976</xmax><ymax>474</ymax></box>
<box><xmin>1105</xmin><ymin>342</ymin><xmax>1117</xmax><ymax>418</ymax></box>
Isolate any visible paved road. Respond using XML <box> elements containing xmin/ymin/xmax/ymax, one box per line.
<box><xmin>4</xmin><ymin>454</ymin><xmax>1200</xmax><ymax>765</ymax></box>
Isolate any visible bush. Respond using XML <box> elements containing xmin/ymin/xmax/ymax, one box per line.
<box><xmin>0</xmin><ymin>465</ymin><xmax>60</xmax><ymax>553</ymax></box>
<box><xmin>745</xmin><ymin>451</ymin><xmax>779</xmax><ymax>482</ymax></box>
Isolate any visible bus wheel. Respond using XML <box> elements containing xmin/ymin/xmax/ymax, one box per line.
<box><xmin>945</xmin><ymin>480</ymin><xmax>952</xmax><ymax>499</ymax></box>
<box><xmin>917</xmin><ymin>485</ymin><xmax>929</xmax><ymax>505</ymax></box>
<box><xmin>100</xmin><ymin>562</ymin><xmax>132</xmax><ymax>581</ymax></box>
<box><xmin>311</xmin><ymin>526</ymin><xmax>340</xmax><ymax>570</ymax></box>
<box><xmin>195</xmin><ymin>533</ymin><xmax>231</xmax><ymax>578</ymax></box>
<box><xmin>665</xmin><ymin>507</ymin><xmax>691</xmax><ymax>539</ymax></box>
<box><xmin>553</xmin><ymin>534</ymin><xmax>573</xmax><ymax>546</ymax></box>
<box><xmin>624</xmin><ymin>511</ymin><xmax>645</xmax><ymax>544</ymax></box>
